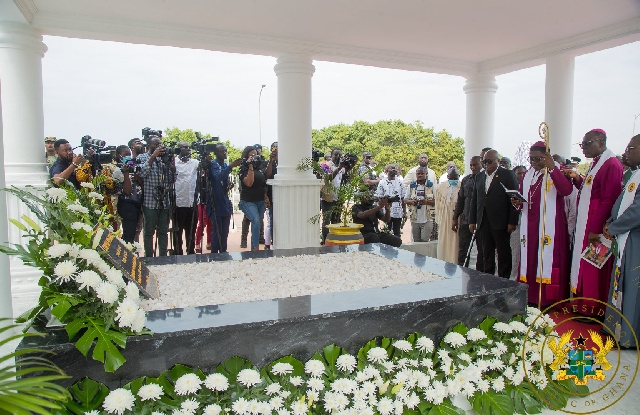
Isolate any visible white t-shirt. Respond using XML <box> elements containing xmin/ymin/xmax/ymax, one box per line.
<box><xmin>174</xmin><ymin>158</ymin><xmax>199</xmax><ymax>207</ymax></box>
<box><xmin>375</xmin><ymin>178</ymin><xmax>406</xmax><ymax>218</ymax></box>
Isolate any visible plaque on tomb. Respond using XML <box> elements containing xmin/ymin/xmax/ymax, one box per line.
<box><xmin>92</xmin><ymin>227</ymin><xmax>159</xmax><ymax>299</ymax></box>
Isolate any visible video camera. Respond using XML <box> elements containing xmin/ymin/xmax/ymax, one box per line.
<box><xmin>160</xmin><ymin>141</ymin><xmax>181</xmax><ymax>164</ymax></box>
<box><xmin>141</xmin><ymin>127</ymin><xmax>162</xmax><ymax>141</ymax></box>
<box><xmin>340</xmin><ymin>153</ymin><xmax>358</xmax><ymax>171</ymax></box>
<box><xmin>80</xmin><ymin>135</ymin><xmax>115</xmax><ymax>164</ymax></box>
<box><xmin>374</xmin><ymin>194</ymin><xmax>401</xmax><ymax>204</ymax></box>
<box><xmin>116</xmin><ymin>156</ymin><xmax>141</xmax><ymax>174</ymax></box>
<box><xmin>191</xmin><ymin>132</ymin><xmax>219</xmax><ymax>155</ymax></box>
<box><xmin>311</xmin><ymin>149</ymin><xmax>324</xmax><ymax>162</ymax></box>
<box><xmin>242</xmin><ymin>157</ymin><xmax>263</xmax><ymax>170</ymax></box>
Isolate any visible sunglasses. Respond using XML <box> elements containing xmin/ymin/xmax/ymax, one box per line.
<box><xmin>481</xmin><ymin>159</ymin><xmax>494</xmax><ymax>165</ymax></box>
<box><xmin>529</xmin><ymin>156</ymin><xmax>544</xmax><ymax>163</ymax></box>
<box><xmin>578</xmin><ymin>140</ymin><xmax>594</xmax><ymax>149</ymax></box>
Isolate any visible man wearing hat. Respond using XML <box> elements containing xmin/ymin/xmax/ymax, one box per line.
<box><xmin>45</xmin><ymin>136</ymin><xmax>57</xmax><ymax>169</ymax></box>
<box><xmin>358</xmin><ymin>151</ymin><xmax>379</xmax><ymax>192</ymax></box>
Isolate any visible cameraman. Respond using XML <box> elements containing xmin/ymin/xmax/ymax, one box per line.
<box><xmin>238</xmin><ymin>145</ymin><xmax>268</xmax><ymax>251</ymax></box>
<box><xmin>137</xmin><ymin>136</ymin><xmax>176</xmax><ymax>257</ymax></box>
<box><xmin>321</xmin><ymin>148</ymin><xmax>352</xmax><ymax>244</ymax></box>
<box><xmin>374</xmin><ymin>164</ymin><xmax>406</xmax><ymax>237</ymax></box>
<box><xmin>112</xmin><ymin>145</ymin><xmax>143</xmax><ymax>243</ymax></box>
<box><xmin>351</xmin><ymin>195</ymin><xmax>402</xmax><ymax>247</ymax></box>
<box><xmin>404</xmin><ymin>166</ymin><xmax>436</xmax><ymax>242</ymax></box>
<box><xmin>50</xmin><ymin>139</ymin><xmax>84</xmax><ymax>189</ymax></box>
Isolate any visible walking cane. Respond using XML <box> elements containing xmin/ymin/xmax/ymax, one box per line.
<box><xmin>464</xmin><ymin>231</ymin><xmax>477</xmax><ymax>268</ymax></box>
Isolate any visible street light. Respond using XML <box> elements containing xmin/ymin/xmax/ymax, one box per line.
<box><xmin>633</xmin><ymin>113</ymin><xmax>640</xmax><ymax>136</ymax></box>
<box><xmin>259</xmin><ymin>84</ymin><xmax>266</xmax><ymax>147</ymax></box>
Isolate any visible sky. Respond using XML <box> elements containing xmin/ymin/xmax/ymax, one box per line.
<box><xmin>42</xmin><ymin>36</ymin><xmax>640</xmax><ymax>162</ymax></box>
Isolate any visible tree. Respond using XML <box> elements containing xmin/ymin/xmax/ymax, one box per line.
<box><xmin>311</xmin><ymin>120</ymin><xmax>465</xmax><ymax>177</ymax></box>
<box><xmin>162</xmin><ymin>126</ymin><xmax>242</xmax><ymax>162</ymax></box>
<box><xmin>513</xmin><ymin>140</ymin><xmax>534</xmax><ymax>169</ymax></box>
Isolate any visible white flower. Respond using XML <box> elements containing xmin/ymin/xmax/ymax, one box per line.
<box><xmin>76</xmin><ymin>270</ymin><xmax>102</xmax><ymax>291</ymax></box>
<box><xmin>81</xmin><ymin>182</ymin><xmax>95</xmax><ymax>189</ymax></box>
<box><xmin>102</xmin><ymin>388</ymin><xmax>135</xmax><ymax>415</ymax></box>
<box><xmin>85</xmin><ymin>411</ymin><xmax>100</xmax><ymax>415</ymax></box>
<box><xmin>47</xmin><ymin>244</ymin><xmax>71</xmax><ymax>258</ymax></box>
<box><xmin>458</xmin><ymin>352</ymin><xmax>472</xmax><ymax>363</ymax></box>
<box><xmin>237</xmin><ymin>368</ymin><xmax>261</xmax><ymax>388</ymax></box>
<box><xmin>115</xmin><ymin>299</ymin><xmax>141</xmax><ymax>329</ymax></box>
<box><xmin>54</xmin><ymin>260</ymin><xmax>77</xmax><ymax>283</ymax></box>
<box><xmin>393</xmin><ymin>339</ymin><xmax>412</xmax><ymax>352</ymax></box>
<box><xmin>381</xmin><ymin>361</ymin><xmax>395</xmax><ymax>373</ymax></box>
<box><xmin>67</xmin><ymin>243</ymin><xmax>82</xmax><ymax>258</ymax></box>
<box><xmin>476</xmin><ymin>378</ymin><xmax>490</xmax><ymax>392</ymax></box>
<box><xmin>307</xmin><ymin>377</ymin><xmax>325</xmax><ymax>391</ymax></box>
<box><xmin>335</xmin><ymin>354</ymin><xmax>357</xmax><ymax>373</ymax></box>
<box><xmin>78</xmin><ymin>248</ymin><xmax>102</xmax><ymax>263</ymax></box>
<box><xmin>130</xmin><ymin>308</ymin><xmax>146</xmax><ymax>333</ymax></box>
<box><xmin>416</xmin><ymin>336</ymin><xmax>434</xmax><ymax>353</ymax></box>
<box><xmin>204</xmin><ymin>373</ymin><xmax>229</xmax><ymax>391</ymax></box>
<box><xmin>466</xmin><ymin>328</ymin><xmax>487</xmax><ymax>341</ymax></box>
<box><xmin>289</xmin><ymin>376</ymin><xmax>303</xmax><ymax>386</ymax></box>
<box><xmin>492</xmin><ymin>377</ymin><xmax>505</xmax><ymax>392</ymax></box>
<box><xmin>125</xmin><ymin>282</ymin><xmax>140</xmax><ymax>302</ymax></box>
<box><xmin>88</xmin><ymin>191</ymin><xmax>104</xmax><ymax>200</ymax></box>
<box><xmin>331</xmin><ymin>378</ymin><xmax>357</xmax><ymax>394</ymax></box>
<box><xmin>304</xmin><ymin>359</ymin><xmax>325</xmax><ymax>377</ymax></box>
<box><xmin>95</xmin><ymin>281</ymin><xmax>120</xmax><ymax>304</ymax></box>
<box><xmin>290</xmin><ymin>401</ymin><xmax>307</xmax><ymax>415</ymax></box>
<box><xmin>443</xmin><ymin>332</ymin><xmax>467</xmax><ymax>348</ymax></box>
<box><xmin>137</xmin><ymin>383</ymin><xmax>163</xmax><ymax>401</ymax></box>
<box><xmin>68</xmin><ymin>204</ymin><xmax>90</xmax><ymax>214</ymax></box>
<box><xmin>271</xmin><ymin>362</ymin><xmax>294</xmax><ymax>376</ymax></box>
<box><xmin>71</xmin><ymin>222</ymin><xmax>93</xmax><ymax>233</ymax></box>
<box><xmin>232</xmin><ymin>397</ymin><xmax>249</xmax><ymax>415</ymax></box>
<box><xmin>174</xmin><ymin>373</ymin><xmax>202</xmax><ymax>395</ymax></box>
<box><xmin>46</xmin><ymin>187</ymin><xmax>67</xmax><ymax>202</ymax></box>
<box><xmin>367</xmin><ymin>347</ymin><xmax>388</xmax><ymax>363</ymax></box>
<box><xmin>181</xmin><ymin>398</ymin><xmax>199</xmax><ymax>412</ymax></box>
<box><xmin>509</xmin><ymin>321</ymin><xmax>528</xmax><ymax>333</ymax></box>
<box><xmin>203</xmin><ymin>403</ymin><xmax>222</xmax><ymax>415</ymax></box>
<box><xmin>265</xmin><ymin>383</ymin><xmax>281</xmax><ymax>395</ymax></box>
<box><xmin>377</xmin><ymin>397</ymin><xmax>394</xmax><ymax>415</ymax></box>
<box><xmin>105</xmin><ymin>268</ymin><xmax>126</xmax><ymax>288</ymax></box>
<box><xmin>493</xmin><ymin>322</ymin><xmax>513</xmax><ymax>333</ymax></box>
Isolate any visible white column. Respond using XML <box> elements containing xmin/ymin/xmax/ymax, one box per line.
<box><xmin>0</xmin><ymin>81</ymin><xmax>12</xmax><ymax>319</ymax></box>
<box><xmin>269</xmin><ymin>54</ymin><xmax>322</xmax><ymax>249</ymax></box>
<box><xmin>0</xmin><ymin>21</ymin><xmax>48</xmax><ymax>315</ymax></box>
<box><xmin>545</xmin><ymin>54</ymin><xmax>575</xmax><ymax>159</ymax></box>
<box><xmin>463</xmin><ymin>74</ymin><xmax>498</xmax><ymax>172</ymax></box>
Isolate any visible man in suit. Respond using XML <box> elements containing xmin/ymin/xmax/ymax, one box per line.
<box><xmin>469</xmin><ymin>150</ymin><xmax>519</xmax><ymax>278</ymax></box>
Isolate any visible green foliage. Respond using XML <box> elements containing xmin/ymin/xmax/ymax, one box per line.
<box><xmin>163</xmin><ymin>126</ymin><xmax>243</xmax><ymax>162</ymax></box>
<box><xmin>65</xmin><ymin>317</ymin><xmax>128</xmax><ymax>373</ymax></box>
<box><xmin>0</xmin><ymin>319</ymin><xmax>71</xmax><ymax>415</ymax></box>
<box><xmin>312</xmin><ymin>120</ymin><xmax>465</xmax><ymax>177</ymax></box>
<box><xmin>64</xmin><ymin>377</ymin><xmax>110</xmax><ymax>414</ymax></box>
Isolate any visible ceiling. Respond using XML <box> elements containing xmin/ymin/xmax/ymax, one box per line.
<box><xmin>10</xmin><ymin>0</ymin><xmax>640</xmax><ymax>76</ymax></box>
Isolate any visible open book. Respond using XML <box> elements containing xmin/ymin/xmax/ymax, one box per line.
<box><xmin>501</xmin><ymin>183</ymin><xmax>527</xmax><ymax>203</ymax></box>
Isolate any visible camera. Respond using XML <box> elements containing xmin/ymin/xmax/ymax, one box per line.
<box><xmin>375</xmin><ymin>194</ymin><xmax>401</xmax><ymax>204</ymax></box>
<box><xmin>142</xmin><ymin>127</ymin><xmax>162</xmax><ymax>141</ymax></box>
<box><xmin>340</xmin><ymin>153</ymin><xmax>358</xmax><ymax>171</ymax></box>
<box><xmin>160</xmin><ymin>142</ymin><xmax>181</xmax><ymax>164</ymax></box>
<box><xmin>80</xmin><ymin>135</ymin><xmax>114</xmax><ymax>164</ymax></box>
<box><xmin>191</xmin><ymin>132</ymin><xmax>219</xmax><ymax>155</ymax></box>
<box><xmin>311</xmin><ymin>149</ymin><xmax>324</xmax><ymax>162</ymax></box>
<box><xmin>117</xmin><ymin>156</ymin><xmax>141</xmax><ymax>174</ymax></box>
<box><xmin>242</xmin><ymin>157</ymin><xmax>263</xmax><ymax>169</ymax></box>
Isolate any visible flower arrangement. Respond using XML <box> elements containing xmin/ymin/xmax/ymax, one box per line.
<box><xmin>59</xmin><ymin>307</ymin><xmax>586</xmax><ymax>414</ymax></box>
<box><xmin>0</xmin><ymin>179</ymin><xmax>149</xmax><ymax>373</ymax></box>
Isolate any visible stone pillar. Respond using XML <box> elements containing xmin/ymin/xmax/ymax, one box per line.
<box><xmin>0</xmin><ymin>21</ymin><xmax>49</xmax><ymax>315</ymax></box>
<box><xmin>270</xmin><ymin>54</ymin><xmax>322</xmax><ymax>249</ymax></box>
<box><xmin>0</xmin><ymin>81</ymin><xmax>12</xmax><ymax>319</ymax></box>
<box><xmin>545</xmin><ymin>54</ymin><xmax>575</xmax><ymax>159</ymax></box>
<box><xmin>463</xmin><ymin>74</ymin><xmax>498</xmax><ymax>172</ymax></box>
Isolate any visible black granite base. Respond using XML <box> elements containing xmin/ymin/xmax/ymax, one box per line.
<box><xmin>19</xmin><ymin>243</ymin><xmax>526</xmax><ymax>388</ymax></box>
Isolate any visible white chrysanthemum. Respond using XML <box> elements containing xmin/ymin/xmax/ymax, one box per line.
<box><xmin>203</xmin><ymin>403</ymin><xmax>222</xmax><ymax>415</ymax></box>
<box><xmin>336</xmin><ymin>354</ymin><xmax>357</xmax><ymax>373</ymax></box>
<box><xmin>289</xmin><ymin>376</ymin><xmax>303</xmax><ymax>386</ymax></box>
<box><xmin>88</xmin><ymin>191</ymin><xmax>104</xmax><ymax>200</ymax></box>
<box><xmin>271</xmin><ymin>362</ymin><xmax>294</xmax><ymax>376</ymax></box>
<box><xmin>331</xmin><ymin>378</ymin><xmax>357</xmax><ymax>395</ymax></box>
<box><xmin>78</xmin><ymin>248</ymin><xmax>102</xmax><ymax>262</ymax></box>
<box><xmin>492</xmin><ymin>377</ymin><xmax>505</xmax><ymax>392</ymax></box>
<box><xmin>237</xmin><ymin>368</ymin><xmax>261</xmax><ymax>388</ymax></box>
<box><xmin>47</xmin><ymin>244</ymin><xmax>71</xmax><ymax>258</ymax></box>
<box><xmin>443</xmin><ymin>332</ymin><xmax>467</xmax><ymax>348</ymax></box>
<box><xmin>381</xmin><ymin>361</ymin><xmax>395</xmax><ymax>373</ymax></box>
<box><xmin>304</xmin><ymin>359</ymin><xmax>325</xmax><ymax>377</ymax></box>
<box><xmin>151</xmin><ymin>412</ymin><xmax>165</xmax><ymax>415</ymax></box>
<box><xmin>102</xmin><ymin>388</ymin><xmax>135</xmax><ymax>415</ymax></box>
<box><xmin>476</xmin><ymin>378</ymin><xmax>490</xmax><ymax>392</ymax></box>
<box><xmin>137</xmin><ymin>383</ymin><xmax>163</xmax><ymax>401</ymax></box>
<box><xmin>393</xmin><ymin>339</ymin><xmax>412</xmax><ymax>352</ymax></box>
<box><xmin>68</xmin><ymin>204</ymin><xmax>89</xmax><ymax>214</ymax></box>
<box><xmin>367</xmin><ymin>347</ymin><xmax>388</xmax><ymax>363</ymax></box>
<box><xmin>232</xmin><ymin>397</ymin><xmax>249</xmax><ymax>414</ymax></box>
<box><xmin>71</xmin><ymin>222</ymin><xmax>93</xmax><ymax>233</ymax></box>
<box><xmin>115</xmin><ymin>298</ymin><xmax>140</xmax><ymax>328</ymax></box>
<box><xmin>76</xmin><ymin>270</ymin><xmax>102</xmax><ymax>291</ymax></box>
<box><xmin>493</xmin><ymin>322</ymin><xmax>513</xmax><ymax>333</ymax></box>
<box><xmin>181</xmin><ymin>398</ymin><xmax>199</xmax><ymax>412</ymax></box>
<box><xmin>416</xmin><ymin>336</ymin><xmax>434</xmax><ymax>353</ymax></box>
<box><xmin>307</xmin><ymin>377</ymin><xmax>325</xmax><ymax>391</ymax></box>
<box><xmin>125</xmin><ymin>282</ymin><xmax>140</xmax><ymax>302</ymax></box>
<box><xmin>54</xmin><ymin>260</ymin><xmax>77</xmax><ymax>283</ymax></box>
<box><xmin>269</xmin><ymin>396</ymin><xmax>283</xmax><ymax>410</ymax></box>
<box><xmin>81</xmin><ymin>182</ymin><xmax>95</xmax><ymax>189</ymax></box>
<box><xmin>290</xmin><ymin>401</ymin><xmax>307</xmax><ymax>415</ymax></box>
<box><xmin>377</xmin><ymin>397</ymin><xmax>394</xmax><ymax>415</ymax></box>
<box><xmin>466</xmin><ymin>328</ymin><xmax>487</xmax><ymax>341</ymax></box>
<box><xmin>265</xmin><ymin>383</ymin><xmax>281</xmax><ymax>395</ymax></box>
<box><xmin>95</xmin><ymin>281</ymin><xmax>120</xmax><ymax>304</ymax></box>
<box><xmin>85</xmin><ymin>411</ymin><xmax>100</xmax><ymax>415</ymax></box>
<box><xmin>130</xmin><ymin>308</ymin><xmax>146</xmax><ymax>333</ymax></box>
<box><xmin>174</xmin><ymin>373</ymin><xmax>202</xmax><ymax>395</ymax></box>
<box><xmin>204</xmin><ymin>373</ymin><xmax>229</xmax><ymax>391</ymax></box>
<box><xmin>509</xmin><ymin>321</ymin><xmax>528</xmax><ymax>333</ymax></box>
<box><xmin>105</xmin><ymin>268</ymin><xmax>126</xmax><ymax>288</ymax></box>
<box><xmin>46</xmin><ymin>187</ymin><xmax>67</xmax><ymax>202</ymax></box>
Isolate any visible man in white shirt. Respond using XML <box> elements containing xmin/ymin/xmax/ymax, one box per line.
<box><xmin>403</xmin><ymin>153</ymin><xmax>437</xmax><ymax>188</ymax></box>
<box><xmin>173</xmin><ymin>141</ymin><xmax>199</xmax><ymax>255</ymax></box>
<box><xmin>375</xmin><ymin>164</ymin><xmax>406</xmax><ymax>236</ymax></box>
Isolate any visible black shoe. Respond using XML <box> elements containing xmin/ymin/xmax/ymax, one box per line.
<box><xmin>240</xmin><ymin>242</ymin><xmax>247</xmax><ymax>248</ymax></box>
<box><xmin>259</xmin><ymin>239</ymin><xmax>266</xmax><ymax>244</ymax></box>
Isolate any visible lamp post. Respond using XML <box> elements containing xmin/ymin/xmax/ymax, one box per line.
<box><xmin>633</xmin><ymin>113</ymin><xmax>640</xmax><ymax>136</ymax></box>
<box><xmin>259</xmin><ymin>84</ymin><xmax>266</xmax><ymax>147</ymax></box>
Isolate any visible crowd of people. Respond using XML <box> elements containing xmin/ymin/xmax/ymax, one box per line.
<box><xmin>45</xmin><ymin>128</ymin><xmax>640</xmax><ymax>345</ymax></box>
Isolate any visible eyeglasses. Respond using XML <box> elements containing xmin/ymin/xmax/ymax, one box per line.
<box><xmin>481</xmin><ymin>159</ymin><xmax>494</xmax><ymax>165</ymax></box>
<box><xmin>625</xmin><ymin>146</ymin><xmax>637</xmax><ymax>153</ymax></box>
<box><xmin>529</xmin><ymin>156</ymin><xmax>544</xmax><ymax>163</ymax></box>
<box><xmin>578</xmin><ymin>140</ymin><xmax>594</xmax><ymax>149</ymax></box>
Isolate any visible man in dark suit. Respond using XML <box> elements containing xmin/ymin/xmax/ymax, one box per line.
<box><xmin>469</xmin><ymin>150</ymin><xmax>519</xmax><ymax>278</ymax></box>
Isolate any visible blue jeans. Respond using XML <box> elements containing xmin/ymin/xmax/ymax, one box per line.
<box><xmin>239</xmin><ymin>200</ymin><xmax>266</xmax><ymax>250</ymax></box>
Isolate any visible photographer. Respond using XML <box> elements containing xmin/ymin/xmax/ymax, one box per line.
<box><xmin>351</xmin><ymin>194</ymin><xmax>402</xmax><ymax>247</ymax></box>
<box><xmin>404</xmin><ymin>166</ymin><xmax>436</xmax><ymax>242</ymax></box>
<box><xmin>173</xmin><ymin>142</ymin><xmax>199</xmax><ymax>255</ymax></box>
<box><xmin>374</xmin><ymin>164</ymin><xmax>406</xmax><ymax>237</ymax></box>
<box><xmin>50</xmin><ymin>139</ymin><xmax>84</xmax><ymax>189</ymax></box>
<box><xmin>238</xmin><ymin>145</ymin><xmax>268</xmax><ymax>251</ymax></box>
<box><xmin>112</xmin><ymin>145</ymin><xmax>143</xmax><ymax>243</ymax></box>
<box><xmin>321</xmin><ymin>148</ymin><xmax>355</xmax><ymax>244</ymax></box>
<box><xmin>137</xmin><ymin>136</ymin><xmax>176</xmax><ymax>257</ymax></box>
